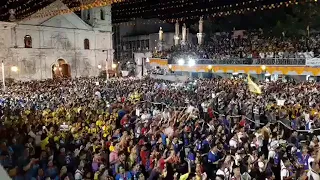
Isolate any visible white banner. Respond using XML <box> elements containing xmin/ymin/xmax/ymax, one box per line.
<box><xmin>150</xmin><ymin>74</ymin><xmax>188</xmax><ymax>82</ymax></box>
<box><xmin>306</xmin><ymin>57</ymin><xmax>320</xmax><ymax>66</ymax></box>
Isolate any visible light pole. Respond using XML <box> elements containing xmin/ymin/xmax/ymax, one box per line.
<box><xmin>103</xmin><ymin>50</ymin><xmax>110</xmax><ymax>80</ymax></box>
<box><xmin>112</xmin><ymin>63</ymin><xmax>117</xmax><ymax>77</ymax></box>
<box><xmin>2</xmin><ymin>60</ymin><xmax>5</xmax><ymax>91</ymax></box>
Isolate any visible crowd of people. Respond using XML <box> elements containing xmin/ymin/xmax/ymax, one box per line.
<box><xmin>153</xmin><ymin>31</ymin><xmax>319</xmax><ymax>64</ymax></box>
<box><xmin>0</xmin><ymin>77</ymin><xmax>320</xmax><ymax>180</ymax></box>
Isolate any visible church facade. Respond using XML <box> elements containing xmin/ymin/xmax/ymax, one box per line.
<box><xmin>0</xmin><ymin>0</ymin><xmax>113</xmax><ymax>80</ymax></box>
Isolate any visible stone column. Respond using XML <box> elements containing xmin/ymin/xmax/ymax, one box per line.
<box><xmin>158</xmin><ymin>27</ymin><xmax>164</xmax><ymax>51</ymax></box>
<box><xmin>186</xmin><ymin>28</ymin><xmax>189</xmax><ymax>43</ymax></box>
<box><xmin>181</xmin><ymin>23</ymin><xmax>187</xmax><ymax>45</ymax></box>
<box><xmin>197</xmin><ymin>17</ymin><xmax>205</xmax><ymax>45</ymax></box>
<box><xmin>174</xmin><ymin>20</ymin><xmax>180</xmax><ymax>46</ymax></box>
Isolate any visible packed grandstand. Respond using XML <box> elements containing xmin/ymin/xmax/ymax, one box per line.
<box><xmin>153</xmin><ymin>31</ymin><xmax>318</xmax><ymax>66</ymax></box>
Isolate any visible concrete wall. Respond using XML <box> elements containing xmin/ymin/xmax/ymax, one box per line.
<box><xmin>134</xmin><ymin>52</ymin><xmax>152</xmax><ymax>78</ymax></box>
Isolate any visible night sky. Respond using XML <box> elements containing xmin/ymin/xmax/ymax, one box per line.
<box><xmin>0</xmin><ymin>0</ymin><xmax>300</xmax><ymax>23</ymax></box>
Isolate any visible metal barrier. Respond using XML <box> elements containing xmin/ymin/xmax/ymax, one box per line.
<box><xmin>168</xmin><ymin>57</ymin><xmax>307</xmax><ymax>65</ymax></box>
<box><xmin>253</xmin><ymin>58</ymin><xmax>306</xmax><ymax>65</ymax></box>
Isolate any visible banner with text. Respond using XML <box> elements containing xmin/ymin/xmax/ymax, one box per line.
<box><xmin>306</xmin><ymin>57</ymin><xmax>320</xmax><ymax>66</ymax></box>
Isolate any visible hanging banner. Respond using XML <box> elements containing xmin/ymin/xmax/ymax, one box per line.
<box><xmin>306</xmin><ymin>57</ymin><xmax>320</xmax><ymax>66</ymax></box>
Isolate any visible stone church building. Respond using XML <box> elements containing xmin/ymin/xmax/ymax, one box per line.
<box><xmin>0</xmin><ymin>0</ymin><xmax>113</xmax><ymax>80</ymax></box>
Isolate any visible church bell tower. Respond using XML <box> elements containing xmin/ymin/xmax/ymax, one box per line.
<box><xmin>81</xmin><ymin>3</ymin><xmax>112</xmax><ymax>32</ymax></box>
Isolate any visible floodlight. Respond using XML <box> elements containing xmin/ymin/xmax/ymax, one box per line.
<box><xmin>178</xmin><ymin>59</ymin><xmax>185</xmax><ymax>65</ymax></box>
<box><xmin>11</xmin><ymin>66</ymin><xmax>18</xmax><ymax>72</ymax></box>
<box><xmin>188</xmin><ymin>58</ymin><xmax>195</xmax><ymax>66</ymax></box>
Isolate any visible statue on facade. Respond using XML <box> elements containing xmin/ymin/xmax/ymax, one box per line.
<box><xmin>199</xmin><ymin>16</ymin><xmax>204</xmax><ymax>33</ymax></box>
<box><xmin>159</xmin><ymin>27</ymin><xmax>163</xmax><ymax>41</ymax></box>
<box><xmin>8</xmin><ymin>9</ymin><xmax>16</xmax><ymax>22</ymax></box>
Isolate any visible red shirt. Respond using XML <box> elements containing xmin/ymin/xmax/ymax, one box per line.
<box><xmin>208</xmin><ymin>108</ymin><xmax>214</xmax><ymax>118</ymax></box>
<box><xmin>140</xmin><ymin>150</ymin><xmax>149</xmax><ymax>166</ymax></box>
<box><xmin>158</xmin><ymin>158</ymin><xmax>165</xmax><ymax>171</ymax></box>
<box><xmin>239</xmin><ymin>119</ymin><xmax>246</xmax><ymax>127</ymax></box>
<box><xmin>120</xmin><ymin>115</ymin><xmax>128</xmax><ymax>127</ymax></box>
<box><xmin>141</xmin><ymin>128</ymin><xmax>148</xmax><ymax>135</ymax></box>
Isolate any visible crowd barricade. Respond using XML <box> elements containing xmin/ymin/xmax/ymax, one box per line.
<box><xmin>149</xmin><ymin>74</ymin><xmax>189</xmax><ymax>82</ymax></box>
<box><xmin>252</xmin><ymin>58</ymin><xmax>306</xmax><ymax>65</ymax></box>
<box><xmin>167</xmin><ymin>57</ymin><xmax>307</xmax><ymax>66</ymax></box>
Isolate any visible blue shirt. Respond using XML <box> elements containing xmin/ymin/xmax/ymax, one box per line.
<box><xmin>296</xmin><ymin>151</ymin><xmax>309</xmax><ymax>170</ymax></box>
<box><xmin>208</xmin><ymin>151</ymin><xmax>219</xmax><ymax>163</ymax></box>
<box><xmin>188</xmin><ymin>152</ymin><xmax>195</xmax><ymax>161</ymax></box>
<box><xmin>161</xmin><ymin>133</ymin><xmax>167</xmax><ymax>146</ymax></box>
<box><xmin>115</xmin><ymin>172</ymin><xmax>133</xmax><ymax>180</ymax></box>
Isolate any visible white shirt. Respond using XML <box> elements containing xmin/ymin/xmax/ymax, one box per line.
<box><xmin>152</xmin><ymin>109</ymin><xmax>160</xmax><ymax>116</ymax></box>
<box><xmin>268</xmin><ymin>150</ymin><xmax>276</xmax><ymax>160</ymax></box>
<box><xmin>74</xmin><ymin>169</ymin><xmax>83</xmax><ymax>180</ymax></box>
<box><xmin>201</xmin><ymin>102</ymin><xmax>208</xmax><ymax>112</ymax></box>
<box><xmin>280</xmin><ymin>168</ymin><xmax>289</xmax><ymax>180</ymax></box>
<box><xmin>186</xmin><ymin>105</ymin><xmax>194</xmax><ymax>113</ymax></box>
<box><xmin>308</xmin><ymin>157</ymin><xmax>315</xmax><ymax>170</ymax></box>
<box><xmin>280</xmin><ymin>160</ymin><xmax>289</xmax><ymax>180</ymax></box>
<box><xmin>141</xmin><ymin>113</ymin><xmax>150</xmax><ymax>121</ymax></box>
<box><xmin>307</xmin><ymin>169</ymin><xmax>320</xmax><ymax>180</ymax></box>
<box><xmin>229</xmin><ymin>138</ymin><xmax>237</xmax><ymax>148</ymax></box>
<box><xmin>94</xmin><ymin>91</ymin><xmax>101</xmax><ymax>99</ymax></box>
<box><xmin>162</xmin><ymin>111</ymin><xmax>171</xmax><ymax>121</ymax></box>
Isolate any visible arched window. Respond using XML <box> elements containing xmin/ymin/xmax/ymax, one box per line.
<box><xmin>24</xmin><ymin>35</ymin><xmax>32</xmax><ymax>48</ymax></box>
<box><xmin>100</xmin><ymin>9</ymin><xmax>105</xmax><ymax>20</ymax></box>
<box><xmin>84</xmin><ymin>39</ymin><xmax>90</xmax><ymax>50</ymax></box>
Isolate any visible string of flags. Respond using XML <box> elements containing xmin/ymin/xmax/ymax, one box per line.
<box><xmin>114</xmin><ymin>0</ymin><xmax>318</xmax><ymax>26</ymax></box>
<box><xmin>0</xmin><ymin>0</ymin><xmax>318</xmax><ymax>24</ymax></box>
<box><xmin>0</xmin><ymin>0</ymin><xmax>122</xmax><ymax>20</ymax></box>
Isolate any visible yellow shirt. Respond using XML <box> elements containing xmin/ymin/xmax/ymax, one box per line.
<box><xmin>94</xmin><ymin>172</ymin><xmax>100</xmax><ymax>180</ymax></box>
<box><xmin>40</xmin><ymin>136</ymin><xmax>50</xmax><ymax>150</ymax></box>
<box><xmin>96</xmin><ymin>120</ymin><xmax>103</xmax><ymax>127</ymax></box>
<box><xmin>109</xmin><ymin>145</ymin><xmax>115</xmax><ymax>152</ymax></box>
<box><xmin>179</xmin><ymin>173</ymin><xmax>190</xmax><ymax>180</ymax></box>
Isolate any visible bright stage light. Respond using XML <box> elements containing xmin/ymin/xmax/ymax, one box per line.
<box><xmin>178</xmin><ymin>59</ymin><xmax>185</xmax><ymax>65</ymax></box>
<box><xmin>188</xmin><ymin>58</ymin><xmax>195</xmax><ymax>66</ymax></box>
<box><xmin>11</xmin><ymin>66</ymin><xmax>18</xmax><ymax>72</ymax></box>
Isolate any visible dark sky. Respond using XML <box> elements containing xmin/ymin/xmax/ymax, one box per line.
<box><xmin>0</xmin><ymin>0</ymin><xmax>294</xmax><ymax>22</ymax></box>
<box><xmin>112</xmin><ymin>0</ymin><xmax>292</xmax><ymax>23</ymax></box>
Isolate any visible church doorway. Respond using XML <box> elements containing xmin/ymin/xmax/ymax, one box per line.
<box><xmin>52</xmin><ymin>59</ymin><xmax>71</xmax><ymax>79</ymax></box>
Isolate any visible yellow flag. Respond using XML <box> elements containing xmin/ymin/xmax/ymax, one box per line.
<box><xmin>247</xmin><ymin>74</ymin><xmax>262</xmax><ymax>94</ymax></box>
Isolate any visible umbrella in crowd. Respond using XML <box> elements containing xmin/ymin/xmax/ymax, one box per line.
<box><xmin>0</xmin><ymin>77</ymin><xmax>320</xmax><ymax>180</ymax></box>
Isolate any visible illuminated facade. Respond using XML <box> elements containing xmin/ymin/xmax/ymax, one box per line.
<box><xmin>0</xmin><ymin>0</ymin><xmax>113</xmax><ymax>80</ymax></box>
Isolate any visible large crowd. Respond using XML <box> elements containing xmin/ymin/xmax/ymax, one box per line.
<box><xmin>0</xmin><ymin>77</ymin><xmax>320</xmax><ymax>180</ymax></box>
<box><xmin>153</xmin><ymin>31</ymin><xmax>320</xmax><ymax>63</ymax></box>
